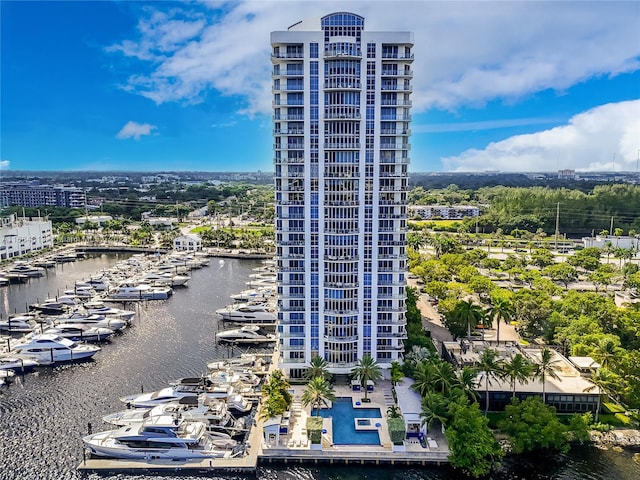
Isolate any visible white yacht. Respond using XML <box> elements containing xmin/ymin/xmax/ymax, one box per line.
<box><xmin>82</xmin><ymin>301</ymin><xmax>135</xmax><ymax>322</ymax></box>
<box><xmin>83</xmin><ymin>417</ymin><xmax>230</xmax><ymax>460</ymax></box>
<box><xmin>120</xmin><ymin>384</ymin><xmax>234</xmax><ymax>408</ymax></box>
<box><xmin>215</xmin><ymin>303</ymin><xmax>277</xmax><ymax>325</ymax></box>
<box><xmin>104</xmin><ymin>397</ymin><xmax>239</xmax><ymax>444</ymax></box>
<box><xmin>43</xmin><ymin>323</ymin><xmax>114</xmax><ymax>342</ymax></box>
<box><xmin>229</xmin><ymin>287</ymin><xmax>274</xmax><ymax>302</ymax></box>
<box><xmin>54</xmin><ymin>312</ymin><xmax>127</xmax><ymax>331</ymax></box>
<box><xmin>216</xmin><ymin>325</ymin><xmax>276</xmax><ymax>344</ymax></box>
<box><xmin>138</xmin><ymin>271</ymin><xmax>190</xmax><ymax>287</ymax></box>
<box><xmin>226</xmin><ymin>394</ymin><xmax>253</xmax><ymax>415</ymax></box>
<box><xmin>105</xmin><ymin>283</ymin><xmax>172</xmax><ymax>301</ymax></box>
<box><xmin>75</xmin><ymin>277</ymin><xmax>109</xmax><ymax>292</ymax></box>
<box><xmin>0</xmin><ymin>316</ymin><xmax>35</xmax><ymax>333</ymax></box>
<box><xmin>0</xmin><ymin>355</ymin><xmax>39</xmax><ymax>371</ymax></box>
<box><xmin>28</xmin><ymin>299</ymin><xmax>67</xmax><ymax>315</ymax></box>
<box><xmin>10</xmin><ymin>334</ymin><xmax>100</xmax><ymax>364</ymax></box>
<box><xmin>7</xmin><ymin>263</ymin><xmax>46</xmax><ymax>277</ymax></box>
<box><xmin>56</xmin><ymin>294</ymin><xmax>82</xmax><ymax>306</ymax></box>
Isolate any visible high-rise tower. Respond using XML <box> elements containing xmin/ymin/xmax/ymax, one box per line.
<box><xmin>272</xmin><ymin>12</ymin><xmax>413</xmax><ymax>377</ymax></box>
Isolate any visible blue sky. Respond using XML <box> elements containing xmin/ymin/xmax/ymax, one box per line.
<box><xmin>1</xmin><ymin>1</ymin><xmax>639</xmax><ymax>173</ymax></box>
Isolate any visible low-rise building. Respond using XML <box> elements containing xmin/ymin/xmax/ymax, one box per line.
<box><xmin>174</xmin><ymin>234</ymin><xmax>202</xmax><ymax>252</ymax></box>
<box><xmin>582</xmin><ymin>235</ymin><xmax>639</xmax><ymax>250</ymax></box>
<box><xmin>0</xmin><ymin>213</ymin><xmax>53</xmax><ymax>260</ymax></box>
<box><xmin>75</xmin><ymin>215</ymin><xmax>113</xmax><ymax>226</ymax></box>
<box><xmin>442</xmin><ymin>340</ymin><xmax>600</xmax><ymax>413</ymax></box>
<box><xmin>409</xmin><ymin>205</ymin><xmax>479</xmax><ymax>220</ymax></box>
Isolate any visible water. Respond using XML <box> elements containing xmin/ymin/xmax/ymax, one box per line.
<box><xmin>0</xmin><ymin>254</ymin><xmax>639</xmax><ymax>480</ymax></box>
<box><xmin>319</xmin><ymin>398</ymin><xmax>381</xmax><ymax>445</ymax></box>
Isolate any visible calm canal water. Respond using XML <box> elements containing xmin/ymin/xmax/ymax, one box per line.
<box><xmin>0</xmin><ymin>254</ymin><xmax>638</xmax><ymax>480</ymax></box>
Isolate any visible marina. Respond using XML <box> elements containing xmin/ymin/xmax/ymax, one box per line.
<box><xmin>0</xmin><ymin>252</ymin><xmax>638</xmax><ymax>479</ymax></box>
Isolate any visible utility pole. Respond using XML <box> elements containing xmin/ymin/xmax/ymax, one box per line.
<box><xmin>555</xmin><ymin>202</ymin><xmax>560</xmax><ymax>251</ymax></box>
<box><xmin>610</xmin><ymin>216</ymin><xmax>614</xmax><ymax>236</ymax></box>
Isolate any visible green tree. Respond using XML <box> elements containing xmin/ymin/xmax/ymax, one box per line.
<box><xmin>420</xmin><ymin>391</ymin><xmax>449</xmax><ymax>432</ymax></box>
<box><xmin>445</xmin><ymin>400</ymin><xmax>504</xmax><ymax>478</ymax></box>
<box><xmin>259</xmin><ymin>370</ymin><xmax>293</xmax><ymax>420</ymax></box>
<box><xmin>301</xmin><ymin>376</ymin><xmax>336</xmax><ymax>416</ymax></box>
<box><xmin>542</xmin><ymin>263</ymin><xmax>578</xmax><ymax>290</ymax></box>
<box><xmin>487</xmin><ymin>296</ymin><xmax>515</xmax><ymax>345</ymax></box>
<box><xmin>500</xmin><ymin>397</ymin><xmax>569</xmax><ymax>454</ymax></box>
<box><xmin>534</xmin><ymin>347</ymin><xmax>561</xmax><ymax>404</ymax></box>
<box><xmin>503</xmin><ymin>353</ymin><xmax>534</xmax><ymax>399</ymax></box>
<box><xmin>476</xmin><ymin>348</ymin><xmax>504</xmax><ymax>413</ymax></box>
<box><xmin>351</xmin><ymin>354</ymin><xmax>382</xmax><ymax>401</ymax></box>
<box><xmin>446</xmin><ymin>299</ymin><xmax>486</xmax><ymax>340</ymax></box>
<box><xmin>304</xmin><ymin>355</ymin><xmax>332</xmax><ymax>381</ymax></box>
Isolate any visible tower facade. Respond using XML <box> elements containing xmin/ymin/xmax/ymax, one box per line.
<box><xmin>272</xmin><ymin>12</ymin><xmax>413</xmax><ymax>377</ymax></box>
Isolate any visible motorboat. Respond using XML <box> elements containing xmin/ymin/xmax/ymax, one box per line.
<box><xmin>55</xmin><ymin>294</ymin><xmax>82</xmax><ymax>306</ymax></box>
<box><xmin>0</xmin><ymin>316</ymin><xmax>35</xmax><ymax>333</ymax></box>
<box><xmin>83</xmin><ymin>417</ymin><xmax>231</xmax><ymax>460</ymax></box>
<box><xmin>0</xmin><ymin>355</ymin><xmax>39</xmax><ymax>371</ymax></box>
<box><xmin>1</xmin><ymin>272</ymin><xmax>28</xmax><ymax>284</ymax></box>
<box><xmin>32</xmin><ymin>258</ymin><xmax>56</xmax><ymax>268</ymax></box>
<box><xmin>104</xmin><ymin>396</ymin><xmax>239</xmax><ymax>444</ymax></box>
<box><xmin>63</xmin><ymin>287</ymin><xmax>95</xmax><ymax>299</ymax></box>
<box><xmin>105</xmin><ymin>283</ymin><xmax>172</xmax><ymax>301</ymax></box>
<box><xmin>138</xmin><ymin>271</ymin><xmax>190</xmax><ymax>287</ymax></box>
<box><xmin>54</xmin><ymin>312</ymin><xmax>127</xmax><ymax>331</ymax></box>
<box><xmin>226</xmin><ymin>394</ymin><xmax>253</xmax><ymax>415</ymax></box>
<box><xmin>81</xmin><ymin>301</ymin><xmax>135</xmax><ymax>322</ymax></box>
<box><xmin>7</xmin><ymin>263</ymin><xmax>46</xmax><ymax>277</ymax></box>
<box><xmin>229</xmin><ymin>287</ymin><xmax>274</xmax><ymax>303</ymax></box>
<box><xmin>121</xmin><ymin>384</ymin><xmax>234</xmax><ymax>408</ymax></box>
<box><xmin>215</xmin><ymin>303</ymin><xmax>277</xmax><ymax>325</ymax></box>
<box><xmin>75</xmin><ymin>277</ymin><xmax>109</xmax><ymax>291</ymax></box>
<box><xmin>216</xmin><ymin>325</ymin><xmax>276</xmax><ymax>344</ymax></box>
<box><xmin>206</xmin><ymin>354</ymin><xmax>268</xmax><ymax>376</ymax></box>
<box><xmin>28</xmin><ymin>299</ymin><xmax>67</xmax><ymax>315</ymax></box>
<box><xmin>10</xmin><ymin>334</ymin><xmax>100</xmax><ymax>364</ymax></box>
<box><xmin>43</xmin><ymin>323</ymin><xmax>114</xmax><ymax>342</ymax></box>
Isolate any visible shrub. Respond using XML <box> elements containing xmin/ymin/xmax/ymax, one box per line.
<box><xmin>306</xmin><ymin>417</ymin><xmax>323</xmax><ymax>444</ymax></box>
<box><xmin>387</xmin><ymin>417</ymin><xmax>406</xmax><ymax>445</ymax></box>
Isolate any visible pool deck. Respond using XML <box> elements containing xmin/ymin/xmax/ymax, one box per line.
<box><xmin>78</xmin><ymin>359</ymin><xmax>449</xmax><ymax>472</ymax></box>
<box><xmin>259</xmin><ymin>381</ymin><xmax>450</xmax><ymax>465</ymax></box>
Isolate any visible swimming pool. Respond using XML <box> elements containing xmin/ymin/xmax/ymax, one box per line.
<box><xmin>319</xmin><ymin>398</ymin><xmax>382</xmax><ymax>445</ymax></box>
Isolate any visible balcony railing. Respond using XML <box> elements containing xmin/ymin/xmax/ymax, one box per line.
<box><xmin>381</xmin><ymin>69</ymin><xmax>414</xmax><ymax>77</ymax></box>
<box><xmin>380</xmin><ymin>143</ymin><xmax>410</xmax><ymax>150</ymax></box>
<box><xmin>380</xmin><ymin>85</ymin><xmax>413</xmax><ymax>92</ymax></box>
<box><xmin>274</xmin><ymin>129</ymin><xmax>304</xmax><ymax>135</ymax></box>
<box><xmin>324</xmin><ymin>81</ymin><xmax>362</xmax><ymax>90</ymax></box>
<box><xmin>380</xmin><ymin>99</ymin><xmax>412</xmax><ymax>106</ymax></box>
<box><xmin>273</xmin><ymin>85</ymin><xmax>304</xmax><ymax>92</ymax></box>
<box><xmin>323</xmin><ymin>142</ymin><xmax>361</xmax><ymax>149</ymax></box>
<box><xmin>272</xmin><ymin>53</ymin><xmax>304</xmax><ymax>59</ymax></box>
<box><xmin>324</xmin><ymin>112</ymin><xmax>361</xmax><ymax>120</ymax></box>
<box><xmin>381</xmin><ymin>53</ymin><xmax>414</xmax><ymax>59</ymax></box>
<box><xmin>324</xmin><ymin>49</ymin><xmax>362</xmax><ymax>59</ymax></box>
<box><xmin>273</xmin><ymin>69</ymin><xmax>304</xmax><ymax>76</ymax></box>
<box><xmin>273</xmin><ymin>114</ymin><xmax>305</xmax><ymax>121</ymax></box>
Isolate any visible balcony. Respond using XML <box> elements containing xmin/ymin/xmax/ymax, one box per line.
<box><xmin>272</xmin><ymin>52</ymin><xmax>304</xmax><ymax>59</ymax></box>
<box><xmin>274</xmin><ymin>143</ymin><xmax>304</xmax><ymax>150</ymax></box>
<box><xmin>323</xmin><ymin>228</ymin><xmax>360</xmax><ymax>235</ymax></box>
<box><xmin>273</xmin><ymin>69</ymin><xmax>304</xmax><ymax>76</ymax></box>
<box><xmin>324</xmin><ymin>200</ymin><xmax>359</xmax><ymax>206</ymax></box>
<box><xmin>277</xmin><ymin>200</ymin><xmax>305</xmax><ymax>206</ymax></box>
<box><xmin>324</xmin><ymin>49</ymin><xmax>362</xmax><ymax>59</ymax></box>
<box><xmin>324</xmin><ymin>112</ymin><xmax>361</xmax><ymax>120</ymax></box>
<box><xmin>376</xmin><ymin>343</ymin><xmax>404</xmax><ymax>351</ymax></box>
<box><xmin>275</xmin><ymin>171</ymin><xmax>305</xmax><ymax>178</ymax></box>
<box><xmin>380</xmin><ymin>99</ymin><xmax>412</xmax><ymax>107</ymax></box>
<box><xmin>323</xmin><ymin>142</ymin><xmax>361</xmax><ymax>149</ymax></box>
<box><xmin>278</xmin><ymin>266</ymin><xmax>306</xmax><ymax>272</ymax></box>
<box><xmin>377</xmin><ymin>253</ymin><xmax>407</xmax><ymax>260</ymax></box>
<box><xmin>379</xmin><ymin>157</ymin><xmax>409</xmax><ymax>165</ymax></box>
<box><xmin>325</xmin><ymin>281</ymin><xmax>359</xmax><ymax>288</ymax></box>
<box><xmin>380</xmin><ymin>85</ymin><xmax>413</xmax><ymax>92</ymax></box>
<box><xmin>380</xmin><ymin>129</ymin><xmax>410</xmax><ymax>136</ymax></box>
<box><xmin>273</xmin><ymin>100</ymin><xmax>305</xmax><ymax>107</ymax></box>
<box><xmin>275</xmin><ymin>157</ymin><xmax>305</xmax><ymax>164</ymax></box>
<box><xmin>324</xmin><ymin>81</ymin><xmax>362</xmax><ymax>90</ymax></box>
<box><xmin>377</xmin><ymin>318</ymin><xmax>407</xmax><ymax>326</ymax></box>
<box><xmin>380</xmin><ymin>114</ymin><xmax>412</xmax><ymax>121</ymax></box>
<box><xmin>376</xmin><ymin>306</ymin><xmax>408</xmax><ymax>313</ymax></box>
<box><xmin>377</xmin><ymin>331</ymin><xmax>408</xmax><ymax>339</ymax></box>
<box><xmin>324</xmin><ymin>335</ymin><xmax>359</xmax><ymax>343</ymax></box>
<box><xmin>381</xmin><ymin>69</ymin><xmax>413</xmax><ymax>77</ymax></box>
<box><xmin>381</xmin><ymin>53</ymin><xmax>414</xmax><ymax>60</ymax></box>
<box><xmin>272</xmin><ymin>114</ymin><xmax>305</xmax><ymax>121</ymax></box>
<box><xmin>273</xmin><ymin>85</ymin><xmax>304</xmax><ymax>92</ymax></box>
<box><xmin>324</xmin><ymin>254</ymin><xmax>360</xmax><ymax>262</ymax></box>
<box><xmin>274</xmin><ymin>129</ymin><xmax>305</xmax><ymax>135</ymax></box>
<box><xmin>380</xmin><ymin>143</ymin><xmax>410</xmax><ymax>150</ymax></box>
<box><xmin>324</xmin><ymin>309</ymin><xmax>359</xmax><ymax>316</ymax></box>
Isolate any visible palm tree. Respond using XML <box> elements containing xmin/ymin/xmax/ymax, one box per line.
<box><xmin>386</xmin><ymin>405</ymin><xmax>403</xmax><ymax>419</ymax></box>
<box><xmin>390</xmin><ymin>360</ymin><xmax>404</xmax><ymax>397</ymax></box>
<box><xmin>534</xmin><ymin>347</ymin><xmax>561</xmax><ymax>404</ymax></box>
<box><xmin>351</xmin><ymin>354</ymin><xmax>383</xmax><ymax>401</ymax></box>
<box><xmin>454</xmin><ymin>366</ymin><xmax>480</xmax><ymax>403</ymax></box>
<box><xmin>476</xmin><ymin>348</ymin><xmax>504</xmax><ymax>414</ymax></box>
<box><xmin>503</xmin><ymin>353</ymin><xmax>534</xmax><ymax>399</ymax></box>
<box><xmin>420</xmin><ymin>391</ymin><xmax>449</xmax><ymax>433</ymax></box>
<box><xmin>591</xmin><ymin>337</ymin><xmax>622</xmax><ymax>369</ymax></box>
<box><xmin>304</xmin><ymin>355</ymin><xmax>331</xmax><ymax>381</ymax></box>
<box><xmin>487</xmin><ymin>297</ymin><xmax>515</xmax><ymax>345</ymax></box>
<box><xmin>430</xmin><ymin>359</ymin><xmax>456</xmax><ymax>395</ymax></box>
<box><xmin>301</xmin><ymin>376</ymin><xmax>336</xmax><ymax>416</ymax></box>
<box><xmin>259</xmin><ymin>370</ymin><xmax>293</xmax><ymax>420</ymax></box>
<box><xmin>452</xmin><ymin>299</ymin><xmax>486</xmax><ymax>340</ymax></box>
<box><xmin>411</xmin><ymin>360</ymin><xmax>436</xmax><ymax>397</ymax></box>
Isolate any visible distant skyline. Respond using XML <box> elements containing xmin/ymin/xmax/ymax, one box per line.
<box><xmin>1</xmin><ymin>1</ymin><xmax>639</xmax><ymax>173</ymax></box>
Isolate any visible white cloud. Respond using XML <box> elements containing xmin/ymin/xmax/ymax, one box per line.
<box><xmin>116</xmin><ymin>121</ymin><xmax>158</xmax><ymax>140</ymax></box>
<box><xmin>413</xmin><ymin>117</ymin><xmax>559</xmax><ymax>134</ymax></box>
<box><xmin>0</xmin><ymin>160</ymin><xmax>10</xmax><ymax>169</ymax></box>
<box><xmin>107</xmin><ymin>1</ymin><xmax>640</xmax><ymax>114</ymax></box>
<box><xmin>441</xmin><ymin>100</ymin><xmax>640</xmax><ymax>172</ymax></box>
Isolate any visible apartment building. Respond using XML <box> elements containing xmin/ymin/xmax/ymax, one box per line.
<box><xmin>272</xmin><ymin>12</ymin><xmax>412</xmax><ymax>377</ymax></box>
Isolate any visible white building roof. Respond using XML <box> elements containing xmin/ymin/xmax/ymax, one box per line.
<box><xmin>395</xmin><ymin>378</ymin><xmax>422</xmax><ymax>424</ymax></box>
